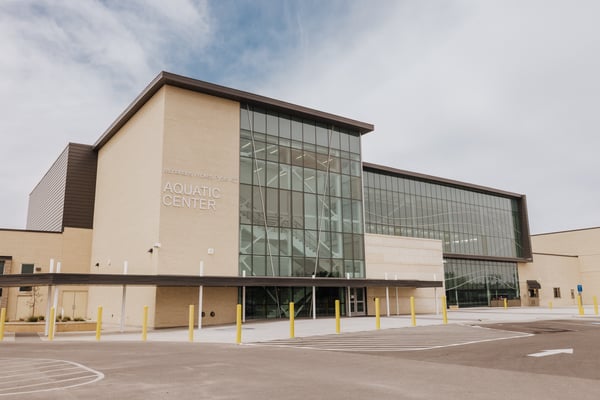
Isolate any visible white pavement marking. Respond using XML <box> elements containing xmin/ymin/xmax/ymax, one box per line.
<box><xmin>0</xmin><ymin>358</ymin><xmax>104</xmax><ymax>396</ymax></box>
<box><xmin>248</xmin><ymin>325</ymin><xmax>532</xmax><ymax>352</ymax></box>
<box><xmin>528</xmin><ymin>348</ymin><xmax>574</xmax><ymax>357</ymax></box>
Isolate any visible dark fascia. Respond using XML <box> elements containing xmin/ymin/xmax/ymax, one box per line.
<box><xmin>444</xmin><ymin>253</ymin><xmax>533</xmax><ymax>263</ymax></box>
<box><xmin>362</xmin><ymin>162</ymin><xmax>525</xmax><ymax>199</ymax></box>
<box><xmin>0</xmin><ymin>273</ymin><xmax>442</xmax><ymax>289</ymax></box>
<box><xmin>94</xmin><ymin>71</ymin><xmax>375</xmax><ymax>150</ymax></box>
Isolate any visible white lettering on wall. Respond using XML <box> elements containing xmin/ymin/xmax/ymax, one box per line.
<box><xmin>162</xmin><ymin>168</ymin><xmax>238</xmax><ymax>183</ymax></box>
<box><xmin>162</xmin><ymin>181</ymin><xmax>221</xmax><ymax>211</ymax></box>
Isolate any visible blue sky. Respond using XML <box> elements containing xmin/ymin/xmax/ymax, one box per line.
<box><xmin>1</xmin><ymin>0</ymin><xmax>600</xmax><ymax>234</ymax></box>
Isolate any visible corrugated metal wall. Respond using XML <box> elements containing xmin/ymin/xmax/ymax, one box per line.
<box><xmin>26</xmin><ymin>146</ymin><xmax>68</xmax><ymax>231</ymax></box>
<box><xmin>63</xmin><ymin>144</ymin><xmax>97</xmax><ymax>229</ymax></box>
<box><xmin>26</xmin><ymin>143</ymin><xmax>97</xmax><ymax>231</ymax></box>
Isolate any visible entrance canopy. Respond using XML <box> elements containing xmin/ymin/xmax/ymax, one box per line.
<box><xmin>0</xmin><ymin>273</ymin><xmax>442</xmax><ymax>288</ymax></box>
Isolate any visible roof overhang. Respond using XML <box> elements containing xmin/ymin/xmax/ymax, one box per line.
<box><xmin>0</xmin><ymin>273</ymin><xmax>441</xmax><ymax>289</ymax></box>
<box><xmin>526</xmin><ymin>280</ymin><xmax>541</xmax><ymax>289</ymax></box>
<box><xmin>94</xmin><ymin>71</ymin><xmax>374</xmax><ymax>150</ymax></box>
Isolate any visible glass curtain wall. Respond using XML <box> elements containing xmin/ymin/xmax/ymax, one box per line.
<box><xmin>363</xmin><ymin>169</ymin><xmax>523</xmax><ymax>308</ymax></box>
<box><xmin>363</xmin><ymin>171</ymin><xmax>524</xmax><ymax>258</ymax></box>
<box><xmin>444</xmin><ymin>259</ymin><xmax>520</xmax><ymax>307</ymax></box>
<box><xmin>239</xmin><ymin>105</ymin><xmax>364</xmax><ymax>319</ymax></box>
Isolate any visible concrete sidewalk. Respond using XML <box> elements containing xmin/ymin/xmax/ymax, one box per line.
<box><xmin>11</xmin><ymin>305</ymin><xmax>599</xmax><ymax>344</ymax></box>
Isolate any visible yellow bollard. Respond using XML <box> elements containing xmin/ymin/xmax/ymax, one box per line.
<box><xmin>289</xmin><ymin>302</ymin><xmax>295</xmax><ymax>338</ymax></box>
<box><xmin>236</xmin><ymin>304</ymin><xmax>242</xmax><ymax>344</ymax></box>
<box><xmin>0</xmin><ymin>307</ymin><xmax>6</xmax><ymax>341</ymax></box>
<box><xmin>410</xmin><ymin>296</ymin><xmax>416</xmax><ymax>326</ymax></box>
<box><xmin>441</xmin><ymin>296</ymin><xmax>448</xmax><ymax>324</ymax></box>
<box><xmin>96</xmin><ymin>306</ymin><xmax>103</xmax><ymax>341</ymax></box>
<box><xmin>335</xmin><ymin>299</ymin><xmax>340</xmax><ymax>334</ymax></box>
<box><xmin>375</xmin><ymin>298</ymin><xmax>381</xmax><ymax>330</ymax></box>
<box><xmin>594</xmin><ymin>296</ymin><xmax>598</xmax><ymax>315</ymax></box>
<box><xmin>48</xmin><ymin>307</ymin><xmax>56</xmax><ymax>341</ymax></box>
<box><xmin>503</xmin><ymin>298</ymin><xmax>508</xmax><ymax>309</ymax></box>
<box><xmin>142</xmin><ymin>305</ymin><xmax>148</xmax><ymax>341</ymax></box>
<box><xmin>578</xmin><ymin>295</ymin><xmax>584</xmax><ymax>315</ymax></box>
<box><xmin>549</xmin><ymin>301</ymin><xmax>553</xmax><ymax>310</ymax></box>
<box><xmin>188</xmin><ymin>305</ymin><xmax>194</xmax><ymax>342</ymax></box>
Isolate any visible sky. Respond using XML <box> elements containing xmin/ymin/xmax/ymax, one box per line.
<box><xmin>1</xmin><ymin>0</ymin><xmax>599</xmax><ymax>235</ymax></box>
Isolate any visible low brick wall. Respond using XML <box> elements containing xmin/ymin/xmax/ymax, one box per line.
<box><xmin>4</xmin><ymin>322</ymin><xmax>96</xmax><ymax>333</ymax></box>
<box><xmin>490</xmin><ymin>299</ymin><xmax>522</xmax><ymax>307</ymax></box>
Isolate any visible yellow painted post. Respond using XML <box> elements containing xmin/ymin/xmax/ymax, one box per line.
<box><xmin>236</xmin><ymin>304</ymin><xmax>242</xmax><ymax>344</ymax></box>
<box><xmin>142</xmin><ymin>305</ymin><xmax>148</xmax><ymax>341</ymax></box>
<box><xmin>188</xmin><ymin>305</ymin><xmax>194</xmax><ymax>342</ymax></box>
<box><xmin>503</xmin><ymin>298</ymin><xmax>508</xmax><ymax>309</ymax></box>
<box><xmin>48</xmin><ymin>307</ymin><xmax>56</xmax><ymax>341</ymax></box>
<box><xmin>375</xmin><ymin>298</ymin><xmax>381</xmax><ymax>330</ymax></box>
<box><xmin>549</xmin><ymin>301</ymin><xmax>553</xmax><ymax>310</ymax></box>
<box><xmin>410</xmin><ymin>296</ymin><xmax>416</xmax><ymax>327</ymax></box>
<box><xmin>578</xmin><ymin>295</ymin><xmax>584</xmax><ymax>315</ymax></box>
<box><xmin>95</xmin><ymin>306</ymin><xmax>103</xmax><ymax>341</ymax></box>
<box><xmin>441</xmin><ymin>296</ymin><xmax>448</xmax><ymax>325</ymax></box>
<box><xmin>0</xmin><ymin>308</ymin><xmax>6</xmax><ymax>341</ymax></box>
<box><xmin>594</xmin><ymin>296</ymin><xmax>598</xmax><ymax>315</ymax></box>
<box><xmin>335</xmin><ymin>300</ymin><xmax>340</xmax><ymax>334</ymax></box>
<box><xmin>289</xmin><ymin>302</ymin><xmax>295</xmax><ymax>338</ymax></box>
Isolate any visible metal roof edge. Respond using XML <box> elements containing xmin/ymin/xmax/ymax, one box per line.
<box><xmin>94</xmin><ymin>71</ymin><xmax>374</xmax><ymax>151</ymax></box>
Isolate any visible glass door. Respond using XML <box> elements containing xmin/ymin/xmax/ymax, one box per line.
<box><xmin>349</xmin><ymin>288</ymin><xmax>366</xmax><ymax>316</ymax></box>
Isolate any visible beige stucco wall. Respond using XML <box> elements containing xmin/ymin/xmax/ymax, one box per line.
<box><xmin>0</xmin><ymin>227</ymin><xmax>92</xmax><ymax>321</ymax></box>
<box><xmin>89</xmin><ymin>87</ymin><xmax>166</xmax><ymax>327</ymax></box>
<box><xmin>154</xmin><ymin>286</ymin><xmax>237</xmax><ymax>328</ymax></box>
<box><xmin>518</xmin><ymin>255</ymin><xmax>581</xmax><ymax>307</ymax></box>
<box><xmin>89</xmin><ymin>85</ymin><xmax>241</xmax><ymax>328</ymax></box>
<box><xmin>520</xmin><ymin>228</ymin><xmax>600</xmax><ymax>306</ymax></box>
<box><xmin>158</xmin><ymin>86</ymin><xmax>240</xmax><ymax>276</ymax></box>
<box><xmin>364</xmin><ymin>234</ymin><xmax>444</xmax><ymax>314</ymax></box>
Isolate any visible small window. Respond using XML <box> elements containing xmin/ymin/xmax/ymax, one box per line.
<box><xmin>20</xmin><ymin>263</ymin><xmax>34</xmax><ymax>292</ymax></box>
<box><xmin>553</xmin><ymin>287</ymin><xmax>561</xmax><ymax>298</ymax></box>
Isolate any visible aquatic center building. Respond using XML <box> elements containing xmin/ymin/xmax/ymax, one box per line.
<box><xmin>0</xmin><ymin>72</ymin><xmax>540</xmax><ymax>327</ymax></box>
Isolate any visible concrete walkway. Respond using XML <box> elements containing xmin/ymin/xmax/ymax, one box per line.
<box><xmin>7</xmin><ymin>305</ymin><xmax>599</xmax><ymax>344</ymax></box>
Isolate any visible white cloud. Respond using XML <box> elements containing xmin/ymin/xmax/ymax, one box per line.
<box><xmin>259</xmin><ymin>0</ymin><xmax>600</xmax><ymax>233</ymax></box>
<box><xmin>0</xmin><ymin>0</ymin><xmax>211</xmax><ymax>228</ymax></box>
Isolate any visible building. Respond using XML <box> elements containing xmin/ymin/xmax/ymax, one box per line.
<box><xmin>362</xmin><ymin>164</ymin><xmax>532</xmax><ymax>308</ymax></box>
<box><xmin>0</xmin><ymin>72</ymin><xmax>535</xmax><ymax>328</ymax></box>
<box><xmin>518</xmin><ymin>227</ymin><xmax>600</xmax><ymax>307</ymax></box>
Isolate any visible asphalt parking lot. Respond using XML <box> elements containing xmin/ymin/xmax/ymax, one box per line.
<box><xmin>0</xmin><ymin>315</ymin><xmax>599</xmax><ymax>399</ymax></box>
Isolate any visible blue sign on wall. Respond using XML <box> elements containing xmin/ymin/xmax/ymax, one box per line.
<box><xmin>577</xmin><ymin>284</ymin><xmax>583</xmax><ymax>293</ymax></box>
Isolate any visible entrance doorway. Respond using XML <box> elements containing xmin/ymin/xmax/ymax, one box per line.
<box><xmin>348</xmin><ymin>288</ymin><xmax>366</xmax><ymax>316</ymax></box>
<box><xmin>61</xmin><ymin>290</ymin><xmax>88</xmax><ymax>319</ymax></box>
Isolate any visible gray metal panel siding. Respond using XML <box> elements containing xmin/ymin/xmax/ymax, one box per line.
<box><xmin>26</xmin><ymin>146</ymin><xmax>68</xmax><ymax>231</ymax></box>
<box><xmin>63</xmin><ymin>144</ymin><xmax>97</xmax><ymax>229</ymax></box>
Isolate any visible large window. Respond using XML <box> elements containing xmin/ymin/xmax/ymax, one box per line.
<box><xmin>445</xmin><ymin>259</ymin><xmax>519</xmax><ymax>307</ymax></box>
<box><xmin>239</xmin><ymin>107</ymin><xmax>364</xmax><ymax>319</ymax></box>
<box><xmin>363</xmin><ymin>170</ymin><xmax>524</xmax><ymax>259</ymax></box>
<box><xmin>239</xmin><ymin>106</ymin><xmax>365</xmax><ymax>279</ymax></box>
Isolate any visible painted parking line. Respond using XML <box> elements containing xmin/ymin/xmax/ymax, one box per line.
<box><xmin>0</xmin><ymin>358</ymin><xmax>104</xmax><ymax>396</ymax></box>
<box><xmin>247</xmin><ymin>325</ymin><xmax>532</xmax><ymax>352</ymax></box>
